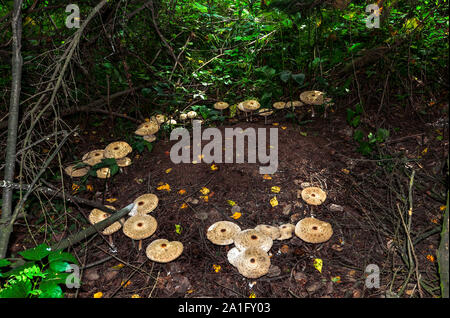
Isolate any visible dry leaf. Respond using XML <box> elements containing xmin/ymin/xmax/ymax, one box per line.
<box><xmin>230</xmin><ymin>212</ymin><xmax>242</xmax><ymax>219</ymax></box>
<box><xmin>270</xmin><ymin>196</ymin><xmax>278</xmax><ymax>207</ymax></box>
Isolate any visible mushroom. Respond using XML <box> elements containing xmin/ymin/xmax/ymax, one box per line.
<box><xmin>179</xmin><ymin>113</ymin><xmax>188</xmax><ymax>126</ymax></box>
<box><xmin>132</xmin><ymin>193</ymin><xmax>159</xmax><ymax>216</ymax></box>
<box><xmin>256</xmin><ymin>108</ymin><xmax>273</xmax><ymax>125</ymax></box>
<box><xmin>255</xmin><ymin>224</ymin><xmax>280</xmax><ymax>240</ymax></box>
<box><xmin>96</xmin><ymin>167</ymin><xmax>111</xmax><ymax>179</ymax></box>
<box><xmin>301</xmin><ymin>187</ymin><xmax>327</xmax><ymax>206</ymax></box>
<box><xmin>82</xmin><ymin>149</ymin><xmax>105</xmax><ymax>166</ymax></box>
<box><xmin>88</xmin><ymin>205</ymin><xmax>123</xmax><ymax>247</ymax></box>
<box><xmin>213</xmin><ymin>101</ymin><xmax>229</xmax><ymax>117</ymax></box>
<box><xmin>155</xmin><ymin>114</ymin><xmax>167</xmax><ymax>125</ymax></box>
<box><xmin>300</xmin><ymin>90</ymin><xmax>325</xmax><ymax>117</ymax></box>
<box><xmin>237</xmin><ymin>102</ymin><xmax>251</xmax><ymax>121</ymax></box>
<box><xmin>146</xmin><ymin>239</ymin><xmax>184</xmax><ymax>263</ymax></box>
<box><xmin>135</xmin><ymin>121</ymin><xmax>159</xmax><ymax>142</ymax></box>
<box><xmin>272</xmin><ymin>101</ymin><xmax>286</xmax><ymax>110</ymax></box>
<box><xmin>64</xmin><ymin>164</ymin><xmax>89</xmax><ymax>178</ymax></box>
<box><xmin>227</xmin><ymin>247</ymin><xmax>242</xmax><ymax>267</ymax></box>
<box><xmin>206</xmin><ymin>221</ymin><xmax>241</xmax><ymax>245</ymax></box>
<box><xmin>235</xmin><ymin>247</ymin><xmax>271</xmax><ymax>279</ymax></box>
<box><xmin>242</xmin><ymin>99</ymin><xmax>260</xmax><ymax>122</ymax></box>
<box><xmin>143</xmin><ymin>135</ymin><xmax>156</xmax><ymax>143</ymax></box>
<box><xmin>123</xmin><ymin>215</ymin><xmax>157</xmax><ymax>250</ymax></box>
<box><xmin>285</xmin><ymin>100</ymin><xmax>304</xmax><ymax>112</ymax></box>
<box><xmin>233</xmin><ymin>229</ymin><xmax>273</xmax><ymax>252</ymax></box>
<box><xmin>116</xmin><ymin>156</ymin><xmax>132</xmax><ymax>167</ymax></box>
<box><xmin>294</xmin><ymin>217</ymin><xmax>333</xmax><ymax>244</ymax></box>
<box><xmin>277</xmin><ymin>223</ymin><xmax>296</xmax><ymax>240</ymax></box>
<box><xmin>187</xmin><ymin>111</ymin><xmax>198</xmax><ymax>125</ymax></box>
<box><xmin>104</xmin><ymin>141</ymin><xmax>132</xmax><ymax>159</ymax></box>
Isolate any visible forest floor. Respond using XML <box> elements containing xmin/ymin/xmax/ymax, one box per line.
<box><xmin>8</xmin><ymin>101</ymin><xmax>448</xmax><ymax>298</ymax></box>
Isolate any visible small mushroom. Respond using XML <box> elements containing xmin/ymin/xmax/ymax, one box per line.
<box><xmin>237</xmin><ymin>102</ymin><xmax>251</xmax><ymax>121</ymax></box>
<box><xmin>300</xmin><ymin>90</ymin><xmax>325</xmax><ymax>117</ymax></box>
<box><xmin>146</xmin><ymin>239</ymin><xmax>183</xmax><ymax>263</ymax></box>
<box><xmin>301</xmin><ymin>187</ymin><xmax>327</xmax><ymax>206</ymax></box>
<box><xmin>135</xmin><ymin>121</ymin><xmax>159</xmax><ymax>136</ymax></box>
<box><xmin>206</xmin><ymin>221</ymin><xmax>241</xmax><ymax>245</ymax></box>
<box><xmin>82</xmin><ymin>149</ymin><xmax>105</xmax><ymax>166</ymax></box>
<box><xmin>255</xmin><ymin>224</ymin><xmax>280</xmax><ymax>240</ymax></box>
<box><xmin>294</xmin><ymin>217</ymin><xmax>333</xmax><ymax>244</ymax></box>
<box><xmin>242</xmin><ymin>99</ymin><xmax>261</xmax><ymax>122</ymax></box>
<box><xmin>277</xmin><ymin>224</ymin><xmax>296</xmax><ymax>240</ymax></box>
<box><xmin>285</xmin><ymin>100</ymin><xmax>304</xmax><ymax>112</ymax></box>
<box><xmin>155</xmin><ymin>114</ymin><xmax>167</xmax><ymax>125</ymax></box>
<box><xmin>64</xmin><ymin>164</ymin><xmax>89</xmax><ymax>178</ymax></box>
<box><xmin>272</xmin><ymin>101</ymin><xmax>286</xmax><ymax>110</ymax></box>
<box><xmin>116</xmin><ymin>156</ymin><xmax>132</xmax><ymax>167</ymax></box>
<box><xmin>179</xmin><ymin>113</ymin><xmax>188</xmax><ymax>126</ymax></box>
<box><xmin>187</xmin><ymin>111</ymin><xmax>198</xmax><ymax>125</ymax></box>
<box><xmin>88</xmin><ymin>205</ymin><xmax>123</xmax><ymax>247</ymax></box>
<box><xmin>214</xmin><ymin>101</ymin><xmax>229</xmax><ymax>117</ymax></box>
<box><xmin>104</xmin><ymin>141</ymin><xmax>132</xmax><ymax>159</ymax></box>
<box><xmin>235</xmin><ymin>247</ymin><xmax>271</xmax><ymax>279</ymax></box>
<box><xmin>143</xmin><ymin>135</ymin><xmax>156</xmax><ymax>143</ymax></box>
<box><xmin>132</xmin><ymin>193</ymin><xmax>159</xmax><ymax>216</ymax></box>
<box><xmin>123</xmin><ymin>215</ymin><xmax>157</xmax><ymax>250</ymax></box>
<box><xmin>257</xmin><ymin>108</ymin><xmax>273</xmax><ymax>125</ymax></box>
<box><xmin>233</xmin><ymin>229</ymin><xmax>273</xmax><ymax>252</ymax></box>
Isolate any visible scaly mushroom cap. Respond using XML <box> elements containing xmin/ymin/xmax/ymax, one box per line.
<box><xmin>227</xmin><ymin>247</ymin><xmax>242</xmax><ymax>267</ymax></box>
<box><xmin>64</xmin><ymin>164</ymin><xmax>89</xmax><ymax>178</ymax></box>
<box><xmin>134</xmin><ymin>193</ymin><xmax>159</xmax><ymax>215</ymax></box>
<box><xmin>88</xmin><ymin>205</ymin><xmax>123</xmax><ymax>235</ymax></box>
<box><xmin>135</xmin><ymin>121</ymin><xmax>159</xmax><ymax>136</ymax></box>
<box><xmin>116</xmin><ymin>156</ymin><xmax>132</xmax><ymax>167</ymax></box>
<box><xmin>285</xmin><ymin>100</ymin><xmax>304</xmax><ymax>108</ymax></box>
<box><xmin>123</xmin><ymin>215</ymin><xmax>157</xmax><ymax>240</ymax></box>
<box><xmin>143</xmin><ymin>135</ymin><xmax>156</xmax><ymax>143</ymax></box>
<box><xmin>96</xmin><ymin>167</ymin><xmax>111</xmax><ymax>179</ymax></box>
<box><xmin>272</xmin><ymin>101</ymin><xmax>286</xmax><ymax>110</ymax></box>
<box><xmin>206</xmin><ymin>221</ymin><xmax>241</xmax><ymax>245</ymax></box>
<box><xmin>255</xmin><ymin>224</ymin><xmax>281</xmax><ymax>240</ymax></box>
<box><xmin>187</xmin><ymin>111</ymin><xmax>197</xmax><ymax>119</ymax></box>
<box><xmin>146</xmin><ymin>239</ymin><xmax>183</xmax><ymax>263</ymax></box>
<box><xmin>104</xmin><ymin>141</ymin><xmax>132</xmax><ymax>159</ymax></box>
<box><xmin>214</xmin><ymin>101</ymin><xmax>229</xmax><ymax>110</ymax></box>
<box><xmin>295</xmin><ymin>217</ymin><xmax>333</xmax><ymax>244</ymax></box>
<box><xmin>277</xmin><ymin>223</ymin><xmax>296</xmax><ymax>240</ymax></box>
<box><xmin>233</xmin><ymin>229</ymin><xmax>273</xmax><ymax>252</ymax></box>
<box><xmin>82</xmin><ymin>149</ymin><xmax>105</xmax><ymax>166</ymax></box>
<box><xmin>300</xmin><ymin>90</ymin><xmax>325</xmax><ymax>105</ymax></box>
<box><xmin>243</xmin><ymin>100</ymin><xmax>261</xmax><ymax>111</ymax></box>
<box><xmin>236</xmin><ymin>247</ymin><xmax>271</xmax><ymax>279</ymax></box>
<box><xmin>257</xmin><ymin>108</ymin><xmax>273</xmax><ymax>117</ymax></box>
<box><xmin>301</xmin><ymin>187</ymin><xmax>327</xmax><ymax>205</ymax></box>
<box><xmin>155</xmin><ymin>114</ymin><xmax>167</xmax><ymax>124</ymax></box>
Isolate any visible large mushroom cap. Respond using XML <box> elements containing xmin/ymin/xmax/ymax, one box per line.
<box><xmin>300</xmin><ymin>90</ymin><xmax>325</xmax><ymax>105</ymax></box>
<box><xmin>301</xmin><ymin>187</ymin><xmax>327</xmax><ymax>205</ymax></box>
<box><xmin>104</xmin><ymin>141</ymin><xmax>132</xmax><ymax>159</ymax></box>
<box><xmin>272</xmin><ymin>101</ymin><xmax>286</xmax><ymax>110</ymax></box>
<box><xmin>233</xmin><ymin>229</ymin><xmax>273</xmax><ymax>252</ymax></box>
<box><xmin>88</xmin><ymin>205</ymin><xmax>123</xmax><ymax>235</ymax></box>
<box><xmin>82</xmin><ymin>149</ymin><xmax>105</xmax><ymax>166</ymax></box>
<box><xmin>236</xmin><ymin>247</ymin><xmax>271</xmax><ymax>279</ymax></box>
<box><xmin>243</xmin><ymin>100</ymin><xmax>261</xmax><ymax>111</ymax></box>
<box><xmin>96</xmin><ymin>167</ymin><xmax>111</xmax><ymax>179</ymax></box>
<box><xmin>227</xmin><ymin>247</ymin><xmax>242</xmax><ymax>267</ymax></box>
<box><xmin>206</xmin><ymin>221</ymin><xmax>241</xmax><ymax>245</ymax></box>
<box><xmin>64</xmin><ymin>164</ymin><xmax>89</xmax><ymax>178</ymax></box>
<box><xmin>295</xmin><ymin>217</ymin><xmax>333</xmax><ymax>244</ymax></box>
<box><xmin>123</xmin><ymin>215</ymin><xmax>157</xmax><ymax>240</ymax></box>
<box><xmin>146</xmin><ymin>239</ymin><xmax>183</xmax><ymax>263</ymax></box>
<box><xmin>277</xmin><ymin>223</ymin><xmax>296</xmax><ymax>240</ymax></box>
<box><xmin>255</xmin><ymin>224</ymin><xmax>281</xmax><ymax>240</ymax></box>
<box><xmin>134</xmin><ymin>193</ymin><xmax>159</xmax><ymax>215</ymax></box>
<box><xmin>214</xmin><ymin>101</ymin><xmax>229</xmax><ymax>110</ymax></box>
<box><xmin>116</xmin><ymin>156</ymin><xmax>132</xmax><ymax>167</ymax></box>
<box><xmin>135</xmin><ymin>121</ymin><xmax>159</xmax><ymax>136</ymax></box>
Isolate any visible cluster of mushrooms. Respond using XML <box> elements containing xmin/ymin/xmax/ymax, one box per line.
<box><xmin>64</xmin><ymin>141</ymin><xmax>133</xmax><ymax>179</ymax></box>
<box><xmin>88</xmin><ymin>193</ymin><xmax>183</xmax><ymax>263</ymax></box>
<box><xmin>206</xmin><ymin>186</ymin><xmax>333</xmax><ymax>279</ymax></box>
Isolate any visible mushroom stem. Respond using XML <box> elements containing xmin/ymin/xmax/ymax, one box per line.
<box><xmin>138</xmin><ymin>239</ymin><xmax>142</xmax><ymax>251</ymax></box>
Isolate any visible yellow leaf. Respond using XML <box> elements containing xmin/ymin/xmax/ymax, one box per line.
<box><xmin>281</xmin><ymin>126</ymin><xmax>287</xmax><ymax>130</ymax></box>
<box><xmin>72</xmin><ymin>183</ymin><xmax>80</xmax><ymax>192</ymax></box>
<box><xmin>421</xmin><ymin>148</ymin><xmax>428</xmax><ymax>156</ymax></box>
<box><xmin>157</xmin><ymin>183</ymin><xmax>171</xmax><ymax>191</ymax></box>
<box><xmin>180</xmin><ymin>203</ymin><xmax>188</xmax><ymax>209</ymax></box>
<box><xmin>212</xmin><ymin>265</ymin><xmax>221</xmax><ymax>273</ymax></box>
<box><xmin>121</xmin><ymin>280</ymin><xmax>132</xmax><ymax>288</ymax></box>
<box><xmin>263</xmin><ymin>174</ymin><xmax>272</xmax><ymax>180</ymax></box>
<box><xmin>93</xmin><ymin>292</ymin><xmax>103</xmax><ymax>298</ymax></box>
<box><xmin>131</xmin><ymin>294</ymin><xmax>141</xmax><ymax>298</ymax></box>
<box><xmin>227</xmin><ymin>200</ymin><xmax>236</xmax><ymax>206</ymax></box>
<box><xmin>313</xmin><ymin>258</ymin><xmax>323</xmax><ymax>273</ymax></box>
<box><xmin>111</xmin><ymin>263</ymin><xmax>124</xmax><ymax>270</ymax></box>
<box><xmin>230</xmin><ymin>212</ymin><xmax>242</xmax><ymax>219</ymax></box>
<box><xmin>210</xmin><ymin>164</ymin><xmax>218</xmax><ymax>171</ymax></box>
<box><xmin>200</xmin><ymin>195</ymin><xmax>209</xmax><ymax>202</ymax></box>
<box><xmin>440</xmin><ymin>205</ymin><xmax>446</xmax><ymax>211</ymax></box>
<box><xmin>178</xmin><ymin>189</ymin><xmax>187</xmax><ymax>195</ymax></box>
<box><xmin>86</xmin><ymin>184</ymin><xmax>94</xmax><ymax>192</ymax></box>
<box><xmin>187</xmin><ymin>289</ymin><xmax>194</xmax><ymax>294</ymax></box>
<box><xmin>426</xmin><ymin>255</ymin><xmax>435</xmax><ymax>263</ymax></box>
<box><xmin>270</xmin><ymin>197</ymin><xmax>278</xmax><ymax>207</ymax></box>
<box><xmin>165</xmin><ymin>168</ymin><xmax>172</xmax><ymax>174</ymax></box>
<box><xmin>200</xmin><ymin>187</ymin><xmax>210</xmax><ymax>195</ymax></box>
<box><xmin>272</xmin><ymin>123</ymin><xmax>279</xmax><ymax>126</ymax></box>
<box><xmin>341</xmin><ymin>168</ymin><xmax>350</xmax><ymax>174</ymax></box>
<box><xmin>105</xmin><ymin>198</ymin><xmax>117</xmax><ymax>203</ymax></box>
<box><xmin>249</xmin><ymin>292</ymin><xmax>256</xmax><ymax>298</ymax></box>
<box><xmin>271</xmin><ymin>186</ymin><xmax>281</xmax><ymax>193</ymax></box>
<box><xmin>192</xmin><ymin>160</ymin><xmax>198</xmax><ymax>164</ymax></box>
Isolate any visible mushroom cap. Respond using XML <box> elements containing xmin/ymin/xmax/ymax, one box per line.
<box><xmin>88</xmin><ymin>205</ymin><xmax>123</xmax><ymax>235</ymax></box>
<box><xmin>254</xmin><ymin>224</ymin><xmax>281</xmax><ymax>240</ymax></box>
<box><xmin>146</xmin><ymin>239</ymin><xmax>183</xmax><ymax>263</ymax></box>
<box><xmin>82</xmin><ymin>149</ymin><xmax>105</xmax><ymax>166</ymax></box>
<box><xmin>206</xmin><ymin>221</ymin><xmax>241</xmax><ymax>245</ymax></box>
<box><xmin>104</xmin><ymin>141</ymin><xmax>132</xmax><ymax>159</ymax></box>
<box><xmin>272</xmin><ymin>101</ymin><xmax>286</xmax><ymax>110</ymax></box>
<box><xmin>135</xmin><ymin>121</ymin><xmax>159</xmax><ymax>136</ymax></box>
<box><xmin>214</xmin><ymin>101</ymin><xmax>229</xmax><ymax>110</ymax></box>
<box><xmin>155</xmin><ymin>114</ymin><xmax>167</xmax><ymax>124</ymax></box>
<box><xmin>301</xmin><ymin>187</ymin><xmax>327</xmax><ymax>205</ymax></box>
<box><xmin>165</xmin><ymin>119</ymin><xmax>177</xmax><ymax>125</ymax></box>
<box><xmin>233</xmin><ymin>229</ymin><xmax>273</xmax><ymax>252</ymax></box>
<box><xmin>285</xmin><ymin>100</ymin><xmax>304</xmax><ymax>108</ymax></box>
<box><xmin>227</xmin><ymin>247</ymin><xmax>242</xmax><ymax>267</ymax></box>
<box><xmin>134</xmin><ymin>193</ymin><xmax>159</xmax><ymax>215</ymax></box>
<box><xmin>123</xmin><ymin>215</ymin><xmax>157</xmax><ymax>240</ymax></box>
<box><xmin>143</xmin><ymin>134</ymin><xmax>156</xmax><ymax>143</ymax></box>
<box><xmin>64</xmin><ymin>164</ymin><xmax>89</xmax><ymax>178</ymax></box>
<box><xmin>277</xmin><ymin>223</ymin><xmax>296</xmax><ymax>240</ymax></box>
<box><xmin>236</xmin><ymin>247</ymin><xmax>271</xmax><ymax>279</ymax></box>
<box><xmin>295</xmin><ymin>217</ymin><xmax>333</xmax><ymax>244</ymax></box>
<box><xmin>96</xmin><ymin>167</ymin><xmax>111</xmax><ymax>179</ymax></box>
<box><xmin>243</xmin><ymin>100</ymin><xmax>261</xmax><ymax>111</ymax></box>
<box><xmin>116</xmin><ymin>156</ymin><xmax>132</xmax><ymax>167</ymax></box>
<box><xmin>257</xmin><ymin>108</ymin><xmax>273</xmax><ymax>117</ymax></box>
<box><xmin>237</xmin><ymin>102</ymin><xmax>248</xmax><ymax>112</ymax></box>
<box><xmin>187</xmin><ymin>111</ymin><xmax>197</xmax><ymax>119</ymax></box>
<box><xmin>179</xmin><ymin>113</ymin><xmax>188</xmax><ymax>120</ymax></box>
<box><xmin>300</xmin><ymin>90</ymin><xmax>325</xmax><ymax>105</ymax></box>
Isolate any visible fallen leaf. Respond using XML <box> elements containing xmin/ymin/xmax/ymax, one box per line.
<box><xmin>341</xmin><ymin>168</ymin><xmax>350</xmax><ymax>174</ymax></box>
<box><xmin>105</xmin><ymin>198</ymin><xmax>117</xmax><ymax>203</ymax></box>
<box><xmin>227</xmin><ymin>200</ymin><xmax>236</xmax><ymax>206</ymax></box>
<box><xmin>249</xmin><ymin>292</ymin><xmax>256</xmax><ymax>298</ymax></box>
<box><xmin>331</xmin><ymin>276</ymin><xmax>341</xmax><ymax>283</ymax></box>
<box><xmin>272</xmin><ymin>123</ymin><xmax>279</xmax><ymax>126</ymax></box>
<box><xmin>230</xmin><ymin>212</ymin><xmax>242</xmax><ymax>219</ymax></box>
<box><xmin>280</xmin><ymin>245</ymin><xmax>289</xmax><ymax>254</ymax></box>
<box><xmin>281</xmin><ymin>126</ymin><xmax>287</xmax><ymax>130</ymax></box>
<box><xmin>175</xmin><ymin>224</ymin><xmax>182</xmax><ymax>234</ymax></box>
<box><xmin>111</xmin><ymin>263</ymin><xmax>124</xmax><ymax>270</ymax></box>
<box><xmin>271</xmin><ymin>186</ymin><xmax>281</xmax><ymax>193</ymax></box>
<box><xmin>300</xmin><ymin>131</ymin><xmax>307</xmax><ymax>137</ymax></box>
<box><xmin>263</xmin><ymin>174</ymin><xmax>272</xmax><ymax>180</ymax></box>
<box><xmin>210</xmin><ymin>164</ymin><xmax>218</xmax><ymax>171</ymax></box>
<box><xmin>131</xmin><ymin>294</ymin><xmax>141</xmax><ymax>298</ymax></box>
<box><xmin>157</xmin><ymin>183</ymin><xmax>171</xmax><ymax>191</ymax></box>
<box><xmin>440</xmin><ymin>205</ymin><xmax>447</xmax><ymax>211</ymax></box>
<box><xmin>165</xmin><ymin>168</ymin><xmax>172</xmax><ymax>173</ymax></box>
<box><xmin>200</xmin><ymin>195</ymin><xmax>209</xmax><ymax>202</ymax></box>
<box><xmin>93</xmin><ymin>292</ymin><xmax>103</xmax><ymax>298</ymax></box>
<box><xmin>200</xmin><ymin>187</ymin><xmax>210</xmax><ymax>195</ymax></box>
<box><xmin>212</xmin><ymin>265</ymin><xmax>221</xmax><ymax>273</ymax></box>
<box><xmin>313</xmin><ymin>258</ymin><xmax>323</xmax><ymax>273</ymax></box>
<box><xmin>270</xmin><ymin>196</ymin><xmax>278</xmax><ymax>207</ymax></box>
<box><xmin>121</xmin><ymin>280</ymin><xmax>132</xmax><ymax>288</ymax></box>
<box><xmin>86</xmin><ymin>184</ymin><xmax>94</xmax><ymax>192</ymax></box>
<box><xmin>178</xmin><ymin>189</ymin><xmax>186</xmax><ymax>195</ymax></box>
<box><xmin>72</xmin><ymin>183</ymin><xmax>80</xmax><ymax>193</ymax></box>
<box><xmin>180</xmin><ymin>203</ymin><xmax>188</xmax><ymax>209</ymax></box>
<box><xmin>426</xmin><ymin>254</ymin><xmax>435</xmax><ymax>263</ymax></box>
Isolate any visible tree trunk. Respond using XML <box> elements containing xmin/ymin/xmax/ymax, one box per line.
<box><xmin>0</xmin><ymin>0</ymin><xmax>23</xmax><ymax>259</ymax></box>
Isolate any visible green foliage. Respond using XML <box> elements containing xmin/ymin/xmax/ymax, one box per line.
<box><xmin>0</xmin><ymin>244</ymin><xmax>79</xmax><ymax>298</ymax></box>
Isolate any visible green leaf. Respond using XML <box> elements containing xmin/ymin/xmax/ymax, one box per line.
<box><xmin>0</xmin><ymin>280</ymin><xmax>32</xmax><ymax>298</ymax></box>
<box><xmin>0</xmin><ymin>259</ymin><xmax>11</xmax><ymax>268</ymax></box>
<box><xmin>48</xmin><ymin>251</ymin><xmax>78</xmax><ymax>265</ymax></box>
<box><xmin>18</xmin><ymin>244</ymin><xmax>51</xmax><ymax>261</ymax></box>
<box><xmin>350</xmin><ymin>115</ymin><xmax>361</xmax><ymax>128</ymax></box>
<box><xmin>353</xmin><ymin>129</ymin><xmax>364</xmax><ymax>142</ymax></box>
<box><xmin>280</xmin><ymin>70</ymin><xmax>292</xmax><ymax>83</ymax></box>
<box><xmin>291</xmin><ymin>73</ymin><xmax>305</xmax><ymax>86</ymax></box>
<box><xmin>49</xmin><ymin>261</ymin><xmax>71</xmax><ymax>273</ymax></box>
<box><xmin>376</xmin><ymin>128</ymin><xmax>390</xmax><ymax>142</ymax></box>
<box><xmin>38</xmin><ymin>281</ymin><xmax>63</xmax><ymax>298</ymax></box>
